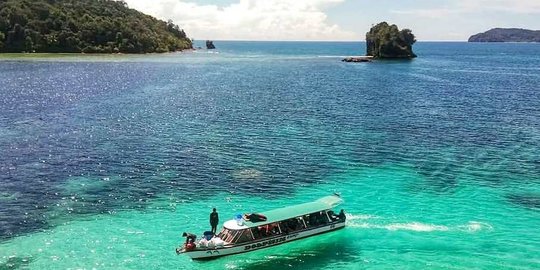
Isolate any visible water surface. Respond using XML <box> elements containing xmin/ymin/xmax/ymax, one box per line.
<box><xmin>1</xmin><ymin>41</ymin><xmax>539</xmax><ymax>269</ymax></box>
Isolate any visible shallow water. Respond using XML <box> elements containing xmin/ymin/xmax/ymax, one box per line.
<box><xmin>1</xmin><ymin>41</ymin><xmax>539</xmax><ymax>269</ymax></box>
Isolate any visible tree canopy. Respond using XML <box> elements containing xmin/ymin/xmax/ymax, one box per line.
<box><xmin>0</xmin><ymin>0</ymin><xmax>192</xmax><ymax>53</ymax></box>
<box><xmin>366</xmin><ymin>22</ymin><xmax>416</xmax><ymax>59</ymax></box>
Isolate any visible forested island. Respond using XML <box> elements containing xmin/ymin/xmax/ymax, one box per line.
<box><xmin>469</xmin><ymin>28</ymin><xmax>540</xmax><ymax>42</ymax></box>
<box><xmin>366</xmin><ymin>22</ymin><xmax>416</xmax><ymax>59</ymax></box>
<box><xmin>0</xmin><ymin>0</ymin><xmax>192</xmax><ymax>53</ymax></box>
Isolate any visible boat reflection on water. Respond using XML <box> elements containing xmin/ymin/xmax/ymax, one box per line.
<box><xmin>222</xmin><ymin>232</ymin><xmax>358</xmax><ymax>270</ymax></box>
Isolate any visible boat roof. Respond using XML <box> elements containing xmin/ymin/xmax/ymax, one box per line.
<box><xmin>223</xmin><ymin>195</ymin><xmax>343</xmax><ymax>230</ymax></box>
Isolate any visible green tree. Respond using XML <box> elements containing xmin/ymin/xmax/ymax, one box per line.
<box><xmin>0</xmin><ymin>32</ymin><xmax>5</xmax><ymax>48</ymax></box>
<box><xmin>366</xmin><ymin>22</ymin><xmax>417</xmax><ymax>59</ymax></box>
<box><xmin>0</xmin><ymin>0</ymin><xmax>192</xmax><ymax>53</ymax></box>
<box><xmin>6</xmin><ymin>24</ymin><xmax>26</xmax><ymax>52</ymax></box>
<box><xmin>24</xmin><ymin>35</ymin><xmax>33</xmax><ymax>51</ymax></box>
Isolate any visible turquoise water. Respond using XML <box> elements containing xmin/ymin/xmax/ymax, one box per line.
<box><xmin>1</xmin><ymin>41</ymin><xmax>539</xmax><ymax>269</ymax></box>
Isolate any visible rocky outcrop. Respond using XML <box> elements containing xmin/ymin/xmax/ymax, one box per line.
<box><xmin>468</xmin><ymin>28</ymin><xmax>540</xmax><ymax>42</ymax></box>
<box><xmin>366</xmin><ymin>22</ymin><xmax>417</xmax><ymax>59</ymax></box>
<box><xmin>206</xmin><ymin>40</ymin><xmax>216</xmax><ymax>49</ymax></box>
<box><xmin>342</xmin><ymin>56</ymin><xmax>373</xmax><ymax>62</ymax></box>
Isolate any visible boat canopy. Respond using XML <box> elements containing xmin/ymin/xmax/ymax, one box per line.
<box><xmin>223</xmin><ymin>195</ymin><xmax>343</xmax><ymax>230</ymax></box>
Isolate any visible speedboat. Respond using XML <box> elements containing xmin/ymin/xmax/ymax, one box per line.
<box><xmin>176</xmin><ymin>194</ymin><xmax>346</xmax><ymax>260</ymax></box>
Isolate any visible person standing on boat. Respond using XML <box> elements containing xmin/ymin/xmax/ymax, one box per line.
<box><xmin>338</xmin><ymin>209</ymin><xmax>346</xmax><ymax>221</ymax></box>
<box><xmin>210</xmin><ymin>208</ymin><xmax>219</xmax><ymax>234</ymax></box>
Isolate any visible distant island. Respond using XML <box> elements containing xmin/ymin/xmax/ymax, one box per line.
<box><xmin>206</xmin><ymin>40</ymin><xmax>216</xmax><ymax>49</ymax></box>
<box><xmin>468</xmin><ymin>28</ymin><xmax>540</xmax><ymax>42</ymax></box>
<box><xmin>366</xmin><ymin>22</ymin><xmax>417</xmax><ymax>59</ymax></box>
<box><xmin>0</xmin><ymin>0</ymin><xmax>192</xmax><ymax>53</ymax></box>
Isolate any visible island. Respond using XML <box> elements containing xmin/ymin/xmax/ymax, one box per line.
<box><xmin>365</xmin><ymin>22</ymin><xmax>417</xmax><ymax>59</ymax></box>
<box><xmin>206</xmin><ymin>40</ymin><xmax>216</xmax><ymax>49</ymax></box>
<box><xmin>468</xmin><ymin>28</ymin><xmax>540</xmax><ymax>42</ymax></box>
<box><xmin>0</xmin><ymin>0</ymin><xmax>192</xmax><ymax>53</ymax></box>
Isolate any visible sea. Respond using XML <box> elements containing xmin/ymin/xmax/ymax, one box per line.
<box><xmin>0</xmin><ymin>41</ymin><xmax>539</xmax><ymax>269</ymax></box>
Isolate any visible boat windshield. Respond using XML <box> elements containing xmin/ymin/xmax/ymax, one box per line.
<box><xmin>232</xmin><ymin>229</ymin><xmax>254</xmax><ymax>244</ymax></box>
<box><xmin>217</xmin><ymin>228</ymin><xmax>238</xmax><ymax>243</ymax></box>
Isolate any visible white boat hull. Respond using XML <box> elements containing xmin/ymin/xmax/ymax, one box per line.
<box><xmin>181</xmin><ymin>221</ymin><xmax>345</xmax><ymax>260</ymax></box>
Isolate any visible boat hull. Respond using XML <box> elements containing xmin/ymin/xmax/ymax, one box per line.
<box><xmin>182</xmin><ymin>221</ymin><xmax>345</xmax><ymax>260</ymax></box>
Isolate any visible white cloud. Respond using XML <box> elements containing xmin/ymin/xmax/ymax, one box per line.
<box><xmin>456</xmin><ymin>0</ymin><xmax>540</xmax><ymax>14</ymax></box>
<box><xmin>387</xmin><ymin>0</ymin><xmax>540</xmax><ymax>40</ymax></box>
<box><xmin>391</xmin><ymin>0</ymin><xmax>540</xmax><ymax>18</ymax></box>
<box><xmin>124</xmin><ymin>0</ymin><xmax>357</xmax><ymax>41</ymax></box>
<box><xmin>390</xmin><ymin>8</ymin><xmax>457</xmax><ymax>19</ymax></box>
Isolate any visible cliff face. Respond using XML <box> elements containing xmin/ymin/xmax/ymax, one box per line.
<box><xmin>366</xmin><ymin>22</ymin><xmax>417</xmax><ymax>59</ymax></box>
<box><xmin>0</xmin><ymin>0</ymin><xmax>192</xmax><ymax>53</ymax></box>
<box><xmin>468</xmin><ymin>28</ymin><xmax>540</xmax><ymax>42</ymax></box>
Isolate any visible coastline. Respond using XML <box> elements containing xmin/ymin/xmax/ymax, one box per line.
<box><xmin>0</xmin><ymin>50</ymin><xmax>197</xmax><ymax>61</ymax></box>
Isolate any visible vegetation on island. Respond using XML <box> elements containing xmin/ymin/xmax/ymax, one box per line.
<box><xmin>0</xmin><ymin>0</ymin><xmax>192</xmax><ymax>53</ymax></box>
<box><xmin>366</xmin><ymin>22</ymin><xmax>417</xmax><ymax>59</ymax></box>
<box><xmin>468</xmin><ymin>28</ymin><xmax>540</xmax><ymax>42</ymax></box>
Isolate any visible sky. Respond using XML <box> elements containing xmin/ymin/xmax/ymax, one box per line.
<box><xmin>124</xmin><ymin>0</ymin><xmax>540</xmax><ymax>41</ymax></box>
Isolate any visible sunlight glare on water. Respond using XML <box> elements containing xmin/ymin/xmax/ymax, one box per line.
<box><xmin>0</xmin><ymin>41</ymin><xmax>539</xmax><ymax>269</ymax></box>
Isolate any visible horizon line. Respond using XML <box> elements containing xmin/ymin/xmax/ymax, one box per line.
<box><xmin>192</xmin><ymin>39</ymin><xmax>469</xmax><ymax>42</ymax></box>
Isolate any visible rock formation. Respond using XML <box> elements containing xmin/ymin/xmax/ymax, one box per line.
<box><xmin>206</xmin><ymin>40</ymin><xmax>216</xmax><ymax>49</ymax></box>
<box><xmin>366</xmin><ymin>22</ymin><xmax>417</xmax><ymax>59</ymax></box>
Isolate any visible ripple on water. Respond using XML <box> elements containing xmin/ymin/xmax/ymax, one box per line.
<box><xmin>506</xmin><ymin>194</ymin><xmax>540</xmax><ymax>210</ymax></box>
<box><xmin>0</xmin><ymin>192</ymin><xmax>19</xmax><ymax>201</ymax></box>
<box><xmin>0</xmin><ymin>256</ymin><xmax>34</xmax><ymax>269</ymax></box>
<box><xmin>232</xmin><ymin>168</ymin><xmax>263</xmax><ymax>181</ymax></box>
<box><xmin>222</xmin><ymin>233</ymin><xmax>360</xmax><ymax>270</ymax></box>
<box><xmin>0</xmin><ymin>42</ymin><xmax>540</xmax><ymax>269</ymax></box>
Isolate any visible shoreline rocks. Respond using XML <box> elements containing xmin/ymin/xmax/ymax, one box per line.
<box><xmin>342</xmin><ymin>56</ymin><xmax>373</xmax><ymax>63</ymax></box>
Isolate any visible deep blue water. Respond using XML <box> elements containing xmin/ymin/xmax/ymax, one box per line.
<box><xmin>1</xmin><ymin>42</ymin><xmax>539</xmax><ymax>269</ymax></box>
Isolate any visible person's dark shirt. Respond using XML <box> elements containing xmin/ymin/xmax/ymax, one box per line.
<box><xmin>210</xmin><ymin>212</ymin><xmax>219</xmax><ymax>225</ymax></box>
<box><xmin>338</xmin><ymin>210</ymin><xmax>346</xmax><ymax>220</ymax></box>
<box><xmin>183</xmin><ymin>232</ymin><xmax>196</xmax><ymax>243</ymax></box>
